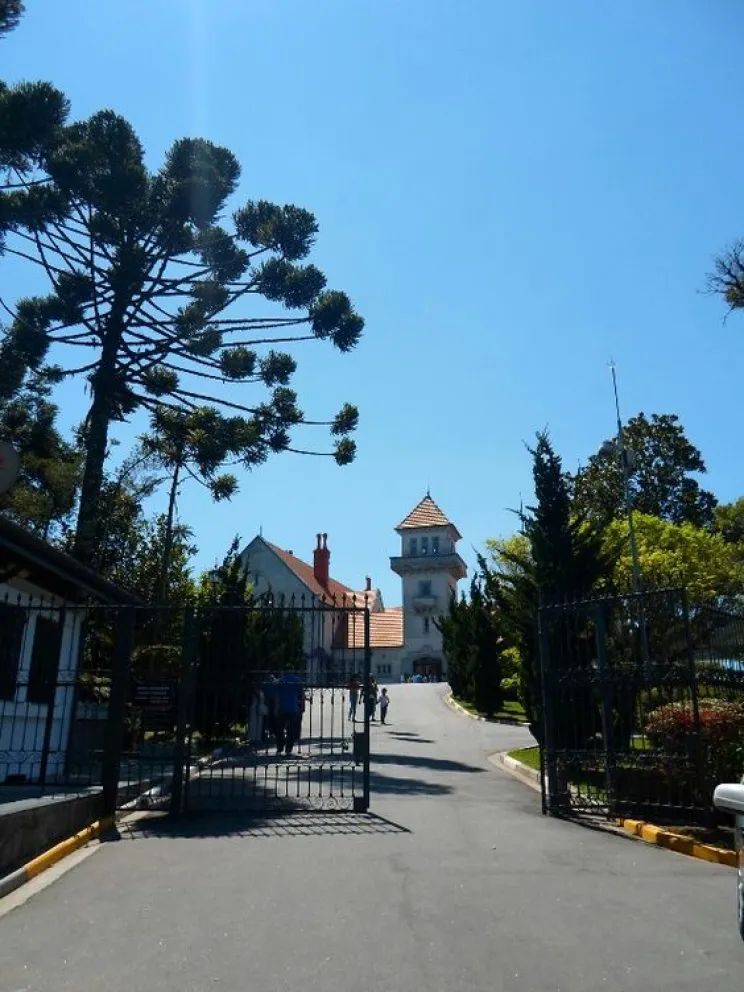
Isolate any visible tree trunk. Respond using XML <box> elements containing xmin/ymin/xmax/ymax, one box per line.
<box><xmin>73</xmin><ymin>386</ymin><xmax>113</xmax><ymax>566</ymax></box>
<box><xmin>72</xmin><ymin>317</ymin><xmax>123</xmax><ymax>567</ymax></box>
<box><xmin>156</xmin><ymin>458</ymin><xmax>181</xmax><ymax>607</ymax></box>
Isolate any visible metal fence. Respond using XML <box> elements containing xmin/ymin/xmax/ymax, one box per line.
<box><xmin>539</xmin><ymin>589</ymin><xmax>744</xmax><ymax>825</ymax></box>
<box><xmin>0</xmin><ymin>593</ymin><xmax>372</xmax><ymax>815</ymax></box>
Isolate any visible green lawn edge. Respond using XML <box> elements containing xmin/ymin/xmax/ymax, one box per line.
<box><xmin>453</xmin><ymin>696</ymin><xmax>528</xmax><ymax>724</ymax></box>
<box><xmin>507</xmin><ymin>746</ymin><xmax>541</xmax><ymax>770</ymax></box>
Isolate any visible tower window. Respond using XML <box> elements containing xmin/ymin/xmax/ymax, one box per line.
<box><xmin>409</xmin><ymin>538</ymin><xmax>417</xmax><ymax>556</ymax></box>
<box><xmin>421</xmin><ymin>536</ymin><xmax>429</xmax><ymax>555</ymax></box>
<box><xmin>418</xmin><ymin>580</ymin><xmax>432</xmax><ymax>597</ymax></box>
<box><xmin>432</xmin><ymin>536</ymin><xmax>440</xmax><ymax>554</ymax></box>
<box><xmin>423</xmin><ymin>617</ymin><xmax>430</xmax><ymax>634</ymax></box>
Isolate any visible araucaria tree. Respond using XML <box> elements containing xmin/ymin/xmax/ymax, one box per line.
<box><xmin>0</xmin><ymin>110</ymin><xmax>364</xmax><ymax>564</ymax></box>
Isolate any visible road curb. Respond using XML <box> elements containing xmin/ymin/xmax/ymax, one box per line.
<box><xmin>489</xmin><ymin>750</ymin><xmax>542</xmax><ymax>792</ymax></box>
<box><xmin>617</xmin><ymin>818</ymin><xmax>737</xmax><ymax>868</ymax></box>
<box><xmin>0</xmin><ymin>815</ymin><xmax>115</xmax><ymax>899</ymax></box>
<box><xmin>445</xmin><ymin>691</ymin><xmax>486</xmax><ymax>721</ymax></box>
<box><xmin>445</xmin><ymin>691</ymin><xmax>530</xmax><ymax>727</ymax></box>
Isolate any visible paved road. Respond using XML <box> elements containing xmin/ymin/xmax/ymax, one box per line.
<box><xmin>1</xmin><ymin>685</ymin><xmax>741</xmax><ymax>990</ymax></box>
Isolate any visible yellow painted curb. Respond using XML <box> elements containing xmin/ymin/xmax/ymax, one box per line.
<box><xmin>24</xmin><ymin>815</ymin><xmax>116</xmax><ymax>880</ymax></box>
<box><xmin>618</xmin><ymin>818</ymin><xmax>737</xmax><ymax>868</ymax></box>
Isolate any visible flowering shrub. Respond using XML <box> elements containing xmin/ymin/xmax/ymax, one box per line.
<box><xmin>645</xmin><ymin>698</ymin><xmax>744</xmax><ymax>787</ymax></box>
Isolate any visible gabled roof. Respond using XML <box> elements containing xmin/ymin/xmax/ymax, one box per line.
<box><xmin>264</xmin><ymin>541</ymin><xmax>356</xmax><ymax>602</ymax></box>
<box><xmin>0</xmin><ymin>516</ymin><xmax>141</xmax><ymax>605</ymax></box>
<box><xmin>347</xmin><ymin>607</ymin><xmax>404</xmax><ymax>649</ymax></box>
<box><xmin>396</xmin><ymin>494</ymin><xmax>460</xmax><ymax>538</ymax></box>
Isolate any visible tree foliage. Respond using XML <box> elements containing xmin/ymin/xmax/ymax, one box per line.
<box><xmin>437</xmin><ymin>564</ymin><xmax>505</xmax><ymax>716</ymax></box>
<box><xmin>709</xmin><ymin>240</ymin><xmax>744</xmax><ymax>314</ymax></box>
<box><xmin>572</xmin><ymin>413</ymin><xmax>716</xmax><ymax>529</ymax></box>
<box><xmin>606</xmin><ymin>512</ymin><xmax>744</xmax><ymax>606</ymax></box>
<box><xmin>192</xmin><ymin>538</ymin><xmax>305</xmax><ymax>742</ymax></box>
<box><xmin>0</xmin><ymin>109</ymin><xmax>363</xmax><ymax>564</ymax></box>
<box><xmin>488</xmin><ymin>431</ymin><xmax>614</xmax><ymax>741</ymax></box>
<box><xmin>713</xmin><ymin>498</ymin><xmax>744</xmax><ymax>547</ymax></box>
<box><xmin>0</xmin><ymin>379</ymin><xmax>81</xmax><ymax>536</ymax></box>
<box><xmin>0</xmin><ymin>0</ymin><xmax>23</xmax><ymax>38</ymax></box>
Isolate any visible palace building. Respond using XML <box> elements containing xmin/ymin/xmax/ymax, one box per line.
<box><xmin>239</xmin><ymin>494</ymin><xmax>467</xmax><ymax>681</ymax></box>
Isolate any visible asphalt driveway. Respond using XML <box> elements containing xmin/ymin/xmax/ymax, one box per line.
<box><xmin>0</xmin><ymin>684</ymin><xmax>740</xmax><ymax>991</ymax></box>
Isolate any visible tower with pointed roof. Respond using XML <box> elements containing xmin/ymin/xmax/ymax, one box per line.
<box><xmin>390</xmin><ymin>494</ymin><xmax>467</xmax><ymax>678</ymax></box>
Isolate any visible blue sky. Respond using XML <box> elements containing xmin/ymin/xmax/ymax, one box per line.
<box><xmin>3</xmin><ymin>0</ymin><xmax>744</xmax><ymax>605</ymax></box>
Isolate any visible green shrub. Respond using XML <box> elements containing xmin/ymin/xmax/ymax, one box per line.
<box><xmin>646</xmin><ymin>699</ymin><xmax>744</xmax><ymax>787</ymax></box>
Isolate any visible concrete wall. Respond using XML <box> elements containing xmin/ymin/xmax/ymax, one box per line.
<box><xmin>0</xmin><ymin>791</ymin><xmax>103</xmax><ymax>876</ymax></box>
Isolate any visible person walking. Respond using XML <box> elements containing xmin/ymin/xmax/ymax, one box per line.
<box><xmin>364</xmin><ymin>675</ymin><xmax>378</xmax><ymax>722</ymax></box>
<box><xmin>247</xmin><ymin>686</ymin><xmax>268</xmax><ymax>745</ymax></box>
<box><xmin>275</xmin><ymin>670</ymin><xmax>304</xmax><ymax>756</ymax></box>
<box><xmin>379</xmin><ymin>687</ymin><xmax>390</xmax><ymax>725</ymax></box>
<box><xmin>262</xmin><ymin>676</ymin><xmax>279</xmax><ymax>745</ymax></box>
<box><xmin>348</xmin><ymin>675</ymin><xmax>361</xmax><ymax>723</ymax></box>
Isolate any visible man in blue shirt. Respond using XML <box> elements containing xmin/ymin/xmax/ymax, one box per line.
<box><xmin>275</xmin><ymin>671</ymin><xmax>304</xmax><ymax>756</ymax></box>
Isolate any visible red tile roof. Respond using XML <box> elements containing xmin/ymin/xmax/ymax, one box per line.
<box><xmin>265</xmin><ymin>542</ymin><xmax>356</xmax><ymax>602</ymax></box>
<box><xmin>347</xmin><ymin>607</ymin><xmax>404</xmax><ymax>649</ymax></box>
<box><xmin>397</xmin><ymin>494</ymin><xmax>453</xmax><ymax>531</ymax></box>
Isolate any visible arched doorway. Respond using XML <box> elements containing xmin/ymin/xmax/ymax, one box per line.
<box><xmin>412</xmin><ymin>656</ymin><xmax>442</xmax><ymax>681</ymax></box>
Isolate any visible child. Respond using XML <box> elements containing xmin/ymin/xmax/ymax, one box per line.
<box><xmin>379</xmin><ymin>687</ymin><xmax>390</xmax><ymax>725</ymax></box>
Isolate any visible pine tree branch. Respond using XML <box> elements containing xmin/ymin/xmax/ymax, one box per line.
<box><xmin>286</xmin><ymin>447</ymin><xmax>333</xmax><ymax>457</ymax></box>
<box><xmin>0</xmin><ymin>177</ymin><xmax>52</xmax><ymax>189</ymax></box>
<box><xmin>171</xmin><ymin>387</ymin><xmax>263</xmax><ymax>416</ymax></box>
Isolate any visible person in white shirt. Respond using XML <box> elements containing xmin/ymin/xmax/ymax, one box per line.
<box><xmin>379</xmin><ymin>687</ymin><xmax>390</xmax><ymax>725</ymax></box>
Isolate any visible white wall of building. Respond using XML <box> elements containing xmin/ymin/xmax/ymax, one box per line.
<box><xmin>394</xmin><ymin>524</ymin><xmax>464</xmax><ymax>677</ymax></box>
<box><xmin>0</xmin><ymin>580</ymin><xmax>83</xmax><ymax>784</ymax></box>
<box><xmin>240</xmin><ymin>537</ymin><xmax>338</xmax><ymax>668</ymax></box>
<box><xmin>370</xmin><ymin>647</ymin><xmax>404</xmax><ymax>682</ymax></box>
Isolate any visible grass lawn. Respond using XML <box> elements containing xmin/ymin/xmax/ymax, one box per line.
<box><xmin>507</xmin><ymin>746</ymin><xmax>541</xmax><ymax>770</ymax></box>
<box><xmin>453</xmin><ymin>696</ymin><xmax>528</xmax><ymax>724</ymax></box>
<box><xmin>505</xmin><ymin>747</ymin><xmax>605</xmax><ymax>802</ymax></box>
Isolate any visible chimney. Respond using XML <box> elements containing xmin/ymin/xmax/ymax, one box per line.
<box><xmin>365</xmin><ymin>576</ymin><xmax>372</xmax><ymax>592</ymax></box>
<box><xmin>313</xmin><ymin>532</ymin><xmax>330</xmax><ymax>589</ymax></box>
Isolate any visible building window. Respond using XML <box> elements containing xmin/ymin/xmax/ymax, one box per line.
<box><xmin>0</xmin><ymin>603</ymin><xmax>26</xmax><ymax>702</ymax></box>
<box><xmin>432</xmin><ymin>536</ymin><xmax>440</xmax><ymax>554</ymax></box>
<box><xmin>409</xmin><ymin>538</ymin><xmax>417</xmax><ymax>556</ymax></box>
<box><xmin>418</xmin><ymin>580</ymin><xmax>432</xmax><ymax>597</ymax></box>
<box><xmin>421</xmin><ymin>536</ymin><xmax>429</xmax><ymax>555</ymax></box>
<box><xmin>376</xmin><ymin>663</ymin><xmax>392</xmax><ymax>676</ymax></box>
<box><xmin>27</xmin><ymin>616</ymin><xmax>63</xmax><ymax>706</ymax></box>
<box><xmin>423</xmin><ymin>617</ymin><xmax>430</xmax><ymax>635</ymax></box>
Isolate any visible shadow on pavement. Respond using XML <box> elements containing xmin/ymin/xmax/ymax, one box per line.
<box><xmin>367</xmin><ymin>771</ymin><xmax>453</xmax><ymax>796</ymax></box>
<box><xmin>385</xmin><ymin>732</ymin><xmax>435</xmax><ymax>744</ymax></box>
<box><xmin>109</xmin><ymin>810</ymin><xmax>411</xmax><ymax>841</ymax></box>
<box><xmin>372</xmin><ymin>753</ymin><xmax>484</xmax><ymax>774</ymax></box>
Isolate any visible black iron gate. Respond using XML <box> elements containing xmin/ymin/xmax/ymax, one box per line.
<box><xmin>539</xmin><ymin>589</ymin><xmax>744</xmax><ymax>825</ymax></box>
<box><xmin>0</xmin><ymin>596</ymin><xmax>371</xmax><ymax>816</ymax></box>
<box><xmin>175</xmin><ymin>597</ymin><xmax>372</xmax><ymax>813</ymax></box>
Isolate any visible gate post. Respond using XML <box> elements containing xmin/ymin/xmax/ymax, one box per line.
<box><xmin>101</xmin><ymin>606</ymin><xmax>135</xmax><ymax>816</ymax></box>
<box><xmin>539</xmin><ymin>604</ymin><xmax>567</xmax><ymax>816</ymax></box>
<box><xmin>170</xmin><ymin>607</ymin><xmax>197</xmax><ymax>816</ymax></box>
<box><xmin>680</xmin><ymin>589</ymin><xmax>705</xmax><ymax>816</ymax></box>
<box><xmin>354</xmin><ymin>606</ymin><xmax>371</xmax><ymax>813</ymax></box>
<box><xmin>594</xmin><ymin>603</ymin><xmax>616</xmax><ymax>817</ymax></box>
